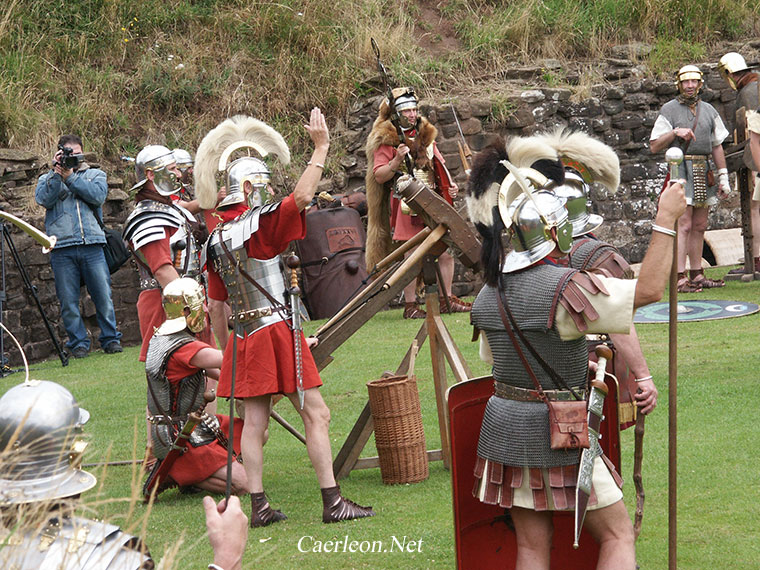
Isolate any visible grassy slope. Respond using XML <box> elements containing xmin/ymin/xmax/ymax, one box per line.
<box><xmin>3</xmin><ymin>268</ymin><xmax>759</xmax><ymax>568</ymax></box>
<box><xmin>1</xmin><ymin>0</ymin><xmax>759</xmax><ymax>173</ymax></box>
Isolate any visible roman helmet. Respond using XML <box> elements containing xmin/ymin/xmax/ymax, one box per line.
<box><xmin>130</xmin><ymin>144</ymin><xmax>180</xmax><ymax>196</ymax></box>
<box><xmin>194</xmin><ymin>115</ymin><xmax>290</xmax><ymax>211</ymax></box>
<box><xmin>498</xmin><ymin>166</ymin><xmax>573</xmax><ymax>273</ymax></box>
<box><xmin>718</xmin><ymin>52</ymin><xmax>750</xmax><ymax>90</ymax></box>
<box><xmin>156</xmin><ymin>277</ymin><xmax>206</xmax><ymax>335</ymax></box>
<box><xmin>532</xmin><ymin>128</ymin><xmax>620</xmax><ymax>237</ymax></box>
<box><xmin>0</xmin><ymin>380</ymin><xmax>95</xmax><ymax>505</ymax></box>
<box><xmin>391</xmin><ymin>87</ymin><xmax>420</xmax><ymax>129</ymax></box>
<box><xmin>173</xmin><ymin>148</ymin><xmax>194</xmax><ymax>172</ymax></box>
<box><xmin>675</xmin><ymin>64</ymin><xmax>704</xmax><ymax>94</ymax></box>
<box><xmin>553</xmin><ymin>169</ymin><xmax>603</xmax><ymax>237</ymax></box>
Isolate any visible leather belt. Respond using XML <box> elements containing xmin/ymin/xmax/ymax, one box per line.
<box><xmin>494</xmin><ymin>382</ymin><xmax>586</xmax><ymax>402</ymax></box>
<box><xmin>231</xmin><ymin>306</ymin><xmax>275</xmax><ymax>324</ymax></box>
<box><xmin>683</xmin><ymin>154</ymin><xmax>708</xmax><ymax>161</ymax></box>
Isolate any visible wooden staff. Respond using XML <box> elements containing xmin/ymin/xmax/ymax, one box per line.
<box><xmin>665</xmin><ymin>147</ymin><xmax>683</xmax><ymax>569</ymax></box>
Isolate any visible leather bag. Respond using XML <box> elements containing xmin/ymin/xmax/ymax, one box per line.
<box><xmin>547</xmin><ymin>399</ymin><xmax>590</xmax><ymax>450</ymax></box>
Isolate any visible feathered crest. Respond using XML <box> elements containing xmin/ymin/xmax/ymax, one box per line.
<box><xmin>195</xmin><ymin>115</ymin><xmax>290</xmax><ymax>210</ymax></box>
<box><xmin>536</xmin><ymin>127</ymin><xmax>620</xmax><ymax>192</ymax></box>
<box><xmin>466</xmin><ymin>136</ymin><xmax>560</xmax><ymax>229</ymax></box>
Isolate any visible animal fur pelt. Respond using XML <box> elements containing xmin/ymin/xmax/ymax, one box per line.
<box><xmin>536</xmin><ymin>127</ymin><xmax>620</xmax><ymax>191</ymax></box>
<box><xmin>364</xmin><ymin>101</ymin><xmax>438</xmax><ymax>272</ymax></box>
<box><xmin>195</xmin><ymin>115</ymin><xmax>290</xmax><ymax>210</ymax></box>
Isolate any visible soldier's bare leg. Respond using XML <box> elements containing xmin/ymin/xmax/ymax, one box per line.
<box><xmin>584</xmin><ymin>499</ymin><xmax>636</xmax><ymax>570</ymax></box>
<box><xmin>509</xmin><ymin>506</ymin><xmax>553</xmax><ymax>570</ymax></box>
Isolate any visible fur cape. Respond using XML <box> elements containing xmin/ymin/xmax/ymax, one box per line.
<box><xmin>364</xmin><ymin>102</ymin><xmax>438</xmax><ymax>271</ymax></box>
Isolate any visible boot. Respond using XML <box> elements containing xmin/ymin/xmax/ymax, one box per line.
<box><xmin>439</xmin><ymin>295</ymin><xmax>472</xmax><ymax>314</ymax></box>
<box><xmin>250</xmin><ymin>492</ymin><xmax>287</xmax><ymax>528</ymax></box>
<box><xmin>403</xmin><ymin>302</ymin><xmax>426</xmax><ymax>319</ymax></box>
<box><xmin>321</xmin><ymin>485</ymin><xmax>375</xmax><ymax>523</ymax></box>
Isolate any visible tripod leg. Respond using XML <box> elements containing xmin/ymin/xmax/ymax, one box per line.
<box><xmin>3</xmin><ymin>226</ymin><xmax>69</xmax><ymax>366</ymax></box>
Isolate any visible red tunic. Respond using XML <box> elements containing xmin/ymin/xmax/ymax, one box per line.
<box><xmin>162</xmin><ymin>340</ymin><xmax>243</xmax><ymax>487</ymax></box>
<box><xmin>373</xmin><ymin>142</ymin><xmax>454</xmax><ymax>241</ymax></box>
<box><xmin>133</xmin><ymin>229</ymin><xmax>215</xmax><ymax>362</ymax></box>
<box><xmin>206</xmin><ymin>195</ymin><xmax>323</xmax><ymax>398</ymax></box>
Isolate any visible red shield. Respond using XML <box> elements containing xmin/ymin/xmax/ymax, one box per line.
<box><xmin>448</xmin><ymin>376</ymin><xmax>623</xmax><ymax>569</ymax></box>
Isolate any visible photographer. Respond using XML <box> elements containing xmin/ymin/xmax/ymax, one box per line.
<box><xmin>35</xmin><ymin>134</ymin><xmax>122</xmax><ymax>358</ymax></box>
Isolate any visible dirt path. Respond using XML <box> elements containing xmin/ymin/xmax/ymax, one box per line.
<box><xmin>414</xmin><ymin>0</ymin><xmax>462</xmax><ymax>56</ymax></box>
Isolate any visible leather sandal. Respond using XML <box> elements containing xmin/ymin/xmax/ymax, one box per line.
<box><xmin>676</xmin><ymin>277</ymin><xmax>702</xmax><ymax>293</ymax></box>
<box><xmin>689</xmin><ymin>270</ymin><xmax>725</xmax><ymax>289</ymax></box>
<box><xmin>321</xmin><ymin>485</ymin><xmax>375</xmax><ymax>523</ymax></box>
<box><xmin>403</xmin><ymin>302</ymin><xmax>426</xmax><ymax>319</ymax></box>
<box><xmin>439</xmin><ymin>295</ymin><xmax>472</xmax><ymax>314</ymax></box>
<box><xmin>251</xmin><ymin>492</ymin><xmax>287</xmax><ymax>527</ymax></box>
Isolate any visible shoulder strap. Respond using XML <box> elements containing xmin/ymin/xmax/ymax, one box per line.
<box><xmin>497</xmin><ymin>287</ymin><xmax>583</xmax><ymax>400</ymax></box>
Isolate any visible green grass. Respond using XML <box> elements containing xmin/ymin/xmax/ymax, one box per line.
<box><xmin>2</xmin><ymin>269</ymin><xmax>759</xmax><ymax>568</ymax></box>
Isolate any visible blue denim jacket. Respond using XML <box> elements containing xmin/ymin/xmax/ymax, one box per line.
<box><xmin>35</xmin><ymin>164</ymin><xmax>108</xmax><ymax>248</ymax></box>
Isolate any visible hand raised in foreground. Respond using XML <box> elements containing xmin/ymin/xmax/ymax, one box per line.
<box><xmin>204</xmin><ymin>495</ymin><xmax>249</xmax><ymax>570</ymax></box>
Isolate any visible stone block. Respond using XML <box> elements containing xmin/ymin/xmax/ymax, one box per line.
<box><xmin>611</xmin><ymin>113</ymin><xmax>643</xmax><ymax>130</ymax></box>
<box><xmin>470</xmin><ymin>100</ymin><xmax>492</xmax><ymax>117</ymax></box>
<box><xmin>460</xmin><ymin>117</ymin><xmax>482</xmax><ymax>135</ymax></box>
<box><xmin>505</xmin><ymin>107</ymin><xmax>535</xmax><ymax>129</ymax></box>
<box><xmin>620</xmin><ymin>163</ymin><xmax>647</xmax><ymax>182</ymax></box>
<box><xmin>542</xmin><ymin>88</ymin><xmax>572</xmax><ymax>102</ymax></box>
<box><xmin>602</xmin><ymin>100</ymin><xmax>625</xmax><ymax>115</ymax></box>
<box><xmin>521</xmin><ymin>90</ymin><xmax>545</xmax><ymax>104</ymax></box>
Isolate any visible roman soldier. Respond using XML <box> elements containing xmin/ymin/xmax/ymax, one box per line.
<box><xmin>0</xmin><ymin>380</ymin><xmax>153</xmax><ymax>569</ymax></box>
<box><xmin>144</xmin><ymin>277</ymin><xmax>246</xmax><ymax>496</ymax></box>
<box><xmin>365</xmin><ymin>87</ymin><xmax>470</xmax><ymax>318</ymax></box>
<box><xmin>123</xmin><ymin>144</ymin><xmax>210</xmax><ymax>362</ymax></box>
<box><xmin>195</xmin><ymin>110</ymin><xmax>374</xmax><ymax>527</ymax></box>
<box><xmin>718</xmin><ymin>52</ymin><xmax>760</xmax><ymax>275</ymax></box>
<box><xmin>464</xmin><ymin>139</ymin><xmax>686</xmax><ymax>566</ymax></box>
<box><xmin>649</xmin><ymin>64</ymin><xmax>731</xmax><ymax>292</ymax></box>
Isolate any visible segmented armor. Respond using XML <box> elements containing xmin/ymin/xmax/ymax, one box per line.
<box><xmin>205</xmin><ymin>203</ymin><xmax>291</xmax><ymax>336</ymax></box>
<box><xmin>123</xmin><ymin>201</ymin><xmax>201</xmax><ymax>289</ymax></box>
<box><xmin>0</xmin><ymin>517</ymin><xmax>152</xmax><ymax>569</ymax></box>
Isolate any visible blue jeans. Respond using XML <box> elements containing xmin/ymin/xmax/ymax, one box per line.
<box><xmin>49</xmin><ymin>245</ymin><xmax>122</xmax><ymax>350</ymax></box>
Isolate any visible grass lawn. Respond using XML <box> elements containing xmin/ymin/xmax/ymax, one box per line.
<box><xmin>2</xmin><ymin>268</ymin><xmax>759</xmax><ymax>569</ymax></box>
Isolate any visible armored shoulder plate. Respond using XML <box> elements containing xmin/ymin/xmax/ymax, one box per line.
<box><xmin>123</xmin><ymin>200</ymin><xmax>195</xmax><ymax>251</ymax></box>
<box><xmin>0</xmin><ymin>516</ymin><xmax>153</xmax><ymax>569</ymax></box>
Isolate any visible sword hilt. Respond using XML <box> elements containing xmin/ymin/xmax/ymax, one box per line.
<box><xmin>286</xmin><ymin>254</ymin><xmax>300</xmax><ymax>294</ymax></box>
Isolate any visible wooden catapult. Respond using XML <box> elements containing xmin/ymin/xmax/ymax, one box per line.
<box><xmin>724</xmin><ymin>105</ymin><xmax>759</xmax><ymax>280</ymax></box>
<box><xmin>308</xmin><ymin>179</ymin><xmax>482</xmax><ymax>478</ymax></box>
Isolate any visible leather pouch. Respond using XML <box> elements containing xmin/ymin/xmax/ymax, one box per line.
<box><xmin>547</xmin><ymin>399</ymin><xmax>590</xmax><ymax>450</ymax></box>
<box><xmin>706</xmin><ymin>169</ymin><xmax>715</xmax><ymax>187</ymax></box>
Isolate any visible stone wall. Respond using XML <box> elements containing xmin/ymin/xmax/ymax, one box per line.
<box><xmin>1</xmin><ymin>47</ymin><xmax>754</xmax><ymax>363</ymax></box>
<box><xmin>0</xmin><ymin>150</ymin><xmax>139</xmax><ymax>365</ymax></box>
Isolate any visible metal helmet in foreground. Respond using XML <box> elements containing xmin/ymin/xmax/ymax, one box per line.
<box><xmin>157</xmin><ymin>277</ymin><xmax>206</xmax><ymax>335</ymax></box>
<box><xmin>0</xmin><ymin>380</ymin><xmax>95</xmax><ymax>505</ymax></box>
<box><xmin>131</xmin><ymin>144</ymin><xmax>180</xmax><ymax>196</ymax></box>
<box><xmin>221</xmin><ymin>156</ymin><xmax>274</xmax><ymax>209</ymax></box>
<box><xmin>718</xmin><ymin>52</ymin><xmax>750</xmax><ymax>90</ymax></box>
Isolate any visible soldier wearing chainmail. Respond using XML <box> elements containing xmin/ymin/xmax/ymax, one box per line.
<box><xmin>195</xmin><ymin>110</ymin><xmax>374</xmax><ymax>527</ymax></box>
<box><xmin>145</xmin><ymin>278</ymin><xmax>246</xmax><ymax>495</ymax></box>
<box><xmin>650</xmin><ymin>64</ymin><xmax>731</xmax><ymax>293</ymax></box>
<box><xmin>464</xmin><ymin>140</ymin><xmax>686</xmax><ymax>568</ymax></box>
<box><xmin>0</xmin><ymin>380</ymin><xmax>153</xmax><ymax>569</ymax></box>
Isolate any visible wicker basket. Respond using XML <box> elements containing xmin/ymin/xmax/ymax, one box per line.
<box><xmin>367</xmin><ymin>374</ymin><xmax>429</xmax><ymax>485</ymax></box>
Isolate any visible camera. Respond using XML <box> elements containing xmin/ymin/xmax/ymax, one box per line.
<box><xmin>55</xmin><ymin>144</ymin><xmax>84</xmax><ymax>170</ymax></box>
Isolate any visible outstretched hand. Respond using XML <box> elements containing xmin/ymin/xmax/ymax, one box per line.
<box><xmin>305</xmin><ymin>107</ymin><xmax>329</xmax><ymax>150</ymax></box>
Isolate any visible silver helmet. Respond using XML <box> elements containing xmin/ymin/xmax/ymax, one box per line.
<box><xmin>0</xmin><ymin>380</ymin><xmax>95</xmax><ymax>505</ymax></box>
<box><xmin>718</xmin><ymin>52</ymin><xmax>750</xmax><ymax>90</ymax></box>
<box><xmin>131</xmin><ymin>144</ymin><xmax>180</xmax><ymax>196</ymax></box>
<box><xmin>553</xmin><ymin>169</ymin><xmax>603</xmax><ymax>237</ymax></box>
<box><xmin>219</xmin><ymin>156</ymin><xmax>274</xmax><ymax>209</ymax></box>
<box><xmin>498</xmin><ymin>166</ymin><xmax>573</xmax><ymax>273</ymax></box>
<box><xmin>391</xmin><ymin>87</ymin><xmax>419</xmax><ymax>129</ymax></box>
<box><xmin>157</xmin><ymin>277</ymin><xmax>206</xmax><ymax>334</ymax></box>
<box><xmin>675</xmin><ymin>64</ymin><xmax>704</xmax><ymax>94</ymax></box>
<box><xmin>173</xmin><ymin>148</ymin><xmax>194</xmax><ymax>171</ymax></box>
